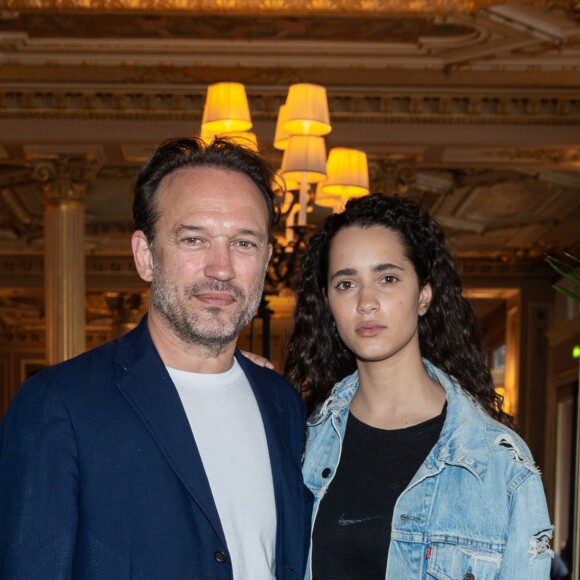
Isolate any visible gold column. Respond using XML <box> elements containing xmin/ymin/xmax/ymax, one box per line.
<box><xmin>503</xmin><ymin>293</ymin><xmax>521</xmax><ymax>416</ymax></box>
<box><xmin>34</xmin><ymin>157</ymin><xmax>98</xmax><ymax>365</ymax></box>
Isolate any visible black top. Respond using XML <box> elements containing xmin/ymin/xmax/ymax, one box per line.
<box><xmin>311</xmin><ymin>403</ymin><xmax>447</xmax><ymax>579</ymax></box>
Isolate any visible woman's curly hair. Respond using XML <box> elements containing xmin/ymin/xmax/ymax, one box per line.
<box><xmin>285</xmin><ymin>193</ymin><xmax>512</xmax><ymax>426</ymax></box>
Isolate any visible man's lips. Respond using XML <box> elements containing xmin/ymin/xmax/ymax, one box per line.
<box><xmin>355</xmin><ymin>323</ymin><xmax>384</xmax><ymax>337</ymax></box>
<box><xmin>194</xmin><ymin>292</ymin><xmax>236</xmax><ymax>306</ymax></box>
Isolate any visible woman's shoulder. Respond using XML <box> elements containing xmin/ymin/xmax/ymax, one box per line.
<box><xmin>481</xmin><ymin>414</ymin><xmax>542</xmax><ymax>479</ymax></box>
<box><xmin>307</xmin><ymin>371</ymin><xmax>359</xmax><ymax>426</ymax></box>
<box><xmin>446</xmin><ymin>385</ymin><xmax>542</xmax><ymax>485</ymax></box>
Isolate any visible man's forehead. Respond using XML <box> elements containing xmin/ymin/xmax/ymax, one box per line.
<box><xmin>155</xmin><ymin>167</ymin><xmax>269</xmax><ymax>231</ymax></box>
<box><xmin>161</xmin><ymin>165</ymin><xmax>253</xmax><ymax>188</ymax></box>
<box><xmin>159</xmin><ymin>167</ymin><xmax>263</xmax><ymax>203</ymax></box>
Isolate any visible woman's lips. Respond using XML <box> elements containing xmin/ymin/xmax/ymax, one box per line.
<box><xmin>355</xmin><ymin>323</ymin><xmax>384</xmax><ymax>337</ymax></box>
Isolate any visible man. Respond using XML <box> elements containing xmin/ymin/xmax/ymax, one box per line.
<box><xmin>0</xmin><ymin>138</ymin><xmax>312</xmax><ymax>579</ymax></box>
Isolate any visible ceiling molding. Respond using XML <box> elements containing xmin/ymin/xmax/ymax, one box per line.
<box><xmin>1</xmin><ymin>87</ymin><xmax>578</xmax><ymax>126</ymax></box>
<box><xmin>0</xmin><ymin>0</ymin><xmax>499</xmax><ymax>14</ymax></box>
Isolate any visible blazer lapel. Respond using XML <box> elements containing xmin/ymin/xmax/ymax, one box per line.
<box><xmin>113</xmin><ymin>317</ymin><xmax>226</xmax><ymax>546</ymax></box>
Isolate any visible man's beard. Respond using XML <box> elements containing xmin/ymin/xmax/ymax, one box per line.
<box><xmin>150</xmin><ymin>254</ymin><xmax>266</xmax><ymax>355</ymax></box>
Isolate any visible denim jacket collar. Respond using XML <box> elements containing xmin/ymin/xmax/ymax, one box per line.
<box><xmin>307</xmin><ymin>358</ymin><xmax>490</xmax><ymax>482</ymax></box>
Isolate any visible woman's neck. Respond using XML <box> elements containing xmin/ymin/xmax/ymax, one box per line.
<box><xmin>351</xmin><ymin>351</ymin><xmax>445</xmax><ymax>430</ymax></box>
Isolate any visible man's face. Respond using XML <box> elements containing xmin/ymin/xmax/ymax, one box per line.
<box><xmin>134</xmin><ymin>166</ymin><xmax>272</xmax><ymax>353</ymax></box>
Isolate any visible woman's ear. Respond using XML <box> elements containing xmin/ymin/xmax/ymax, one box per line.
<box><xmin>418</xmin><ymin>282</ymin><xmax>433</xmax><ymax>316</ymax></box>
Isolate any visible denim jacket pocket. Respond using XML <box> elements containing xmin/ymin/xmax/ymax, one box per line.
<box><xmin>426</xmin><ymin>543</ymin><xmax>503</xmax><ymax>580</ymax></box>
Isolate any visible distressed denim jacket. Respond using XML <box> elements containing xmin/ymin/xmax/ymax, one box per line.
<box><xmin>302</xmin><ymin>359</ymin><xmax>553</xmax><ymax>580</ymax></box>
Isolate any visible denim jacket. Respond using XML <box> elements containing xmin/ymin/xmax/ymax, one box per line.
<box><xmin>302</xmin><ymin>359</ymin><xmax>553</xmax><ymax>580</ymax></box>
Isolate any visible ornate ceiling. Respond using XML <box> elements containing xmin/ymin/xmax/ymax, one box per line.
<box><xmin>0</xmin><ymin>0</ymin><xmax>520</xmax><ymax>14</ymax></box>
<box><xmin>0</xmin><ymin>0</ymin><xmax>579</xmax><ymax>328</ymax></box>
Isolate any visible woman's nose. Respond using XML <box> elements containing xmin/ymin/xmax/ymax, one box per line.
<box><xmin>356</xmin><ymin>287</ymin><xmax>379</xmax><ymax>314</ymax></box>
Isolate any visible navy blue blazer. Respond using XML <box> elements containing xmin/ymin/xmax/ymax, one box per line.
<box><xmin>0</xmin><ymin>316</ymin><xmax>312</xmax><ymax>579</ymax></box>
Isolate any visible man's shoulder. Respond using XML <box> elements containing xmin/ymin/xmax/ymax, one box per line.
<box><xmin>38</xmin><ymin>338</ymin><xmax>118</xmax><ymax>380</ymax></box>
<box><xmin>32</xmin><ymin>320</ymin><xmax>148</xmax><ymax>387</ymax></box>
<box><xmin>2</xmin><ymin>339</ymin><xmax>118</xmax><ymax>424</ymax></box>
<box><xmin>16</xmin><ymin>344</ymin><xmax>105</xmax><ymax>404</ymax></box>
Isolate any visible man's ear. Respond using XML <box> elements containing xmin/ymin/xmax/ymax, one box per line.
<box><xmin>132</xmin><ymin>231</ymin><xmax>154</xmax><ymax>283</ymax></box>
<box><xmin>267</xmin><ymin>243</ymin><xmax>273</xmax><ymax>262</ymax></box>
<box><xmin>418</xmin><ymin>281</ymin><xmax>433</xmax><ymax>316</ymax></box>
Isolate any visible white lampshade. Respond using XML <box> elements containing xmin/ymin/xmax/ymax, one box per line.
<box><xmin>281</xmin><ymin>135</ymin><xmax>327</xmax><ymax>183</ymax></box>
<box><xmin>322</xmin><ymin>148</ymin><xmax>369</xmax><ymax>198</ymax></box>
<box><xmin>273</xmin><ymin>104</ymin><xmax>291</xmax><ymax>150</ymax></box>
<box><xmin>201</xmin><ymin>82</ymin><xmax>252</xmax><ymax>134</ymax></box>
<box><xmin>199</xmin><ymin>124</ymin><xmax>216</xmax><ymax>145</ymax></box>
<box><xmin>283</xmin><ymin>84</ymin><xmax>331</xmax><ymax>136</ymax></box>
<box><xmin>314</xmin><ymin>179</ymin><xmax>342</xmax><ymax>209</ymax></box>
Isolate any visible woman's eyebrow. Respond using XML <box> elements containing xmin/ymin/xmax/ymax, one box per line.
<box><xmin>373</xmin><ymin>262</ymin><xmax>405</xmax><ymax>273</ymax></box>
<box><xmin>329</xmin><ymin>267</ymin><xmax>357</xmax><ymax>282</ymax></box>
<box><xmin>330</xmin><ymin>262</ymin><xmax>406</xmax><ymax>282</ymax></box>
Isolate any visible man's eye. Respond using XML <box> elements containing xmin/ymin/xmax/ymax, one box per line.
<box><xmin>235</xmin><ymin>240</ymin><xmax>257</xmax><ymax>249</ymax></box>
<box><xmin>183</xmin><ymin>237</ymin><xmax>202</xmax><ymax>244</ymax></box>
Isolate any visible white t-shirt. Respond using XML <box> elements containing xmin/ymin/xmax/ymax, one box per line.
<box><xmin>168</xmin><ymin>360</ymin><xmax>277</xmax><ymax>580</ymax></box>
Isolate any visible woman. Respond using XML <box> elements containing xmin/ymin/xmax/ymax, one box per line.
<box><xmin>285</xmin><ymin>194</ymin><xmax>553</xmax><ymax>579</ymax></box>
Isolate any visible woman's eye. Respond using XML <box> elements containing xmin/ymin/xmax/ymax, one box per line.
<box><xmin>336</xmin><ymin>281</ymin><xmax>354</xmax><ymax>291</ymax></box>
<box><xmin>381</xmin><ymin>275</ymin><xmax>398</xmax><ymax>284</ymax></box>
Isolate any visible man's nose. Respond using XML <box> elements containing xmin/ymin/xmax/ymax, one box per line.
<box><xmin>204</xmin><ymin>243</ymin><xmax>235</xmax><ymax>281</ymax></box>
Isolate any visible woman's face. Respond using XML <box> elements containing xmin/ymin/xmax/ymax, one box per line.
<box><xmin>326</xmin><ymin>225</ymin><xmax>432</xmax><ymax>365</ymax></box>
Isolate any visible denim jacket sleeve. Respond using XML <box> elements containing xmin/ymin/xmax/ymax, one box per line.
<box><xmin>499</xmin><ymin>470</ymin><xmax>553</xmax><ymax>579</ymax></box>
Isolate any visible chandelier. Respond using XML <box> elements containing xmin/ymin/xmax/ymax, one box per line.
<box><xmin>199</xmin><ymin>81</ymin><xmax>370</xmax><ymax>295</ymax></box>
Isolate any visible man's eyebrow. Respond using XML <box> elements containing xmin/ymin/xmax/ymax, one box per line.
<box><xmin>174</xmin><ymin>225</ymin><xmax>203</xmax><ymax>235</ymax></box>
<box><xmin>237</xmin><ymin>228</ymin><xmax>266</xmax><ymax>241</ymax></box>
<box><xmin>173</xmin><ymin>224</ymin><xmax>266</xmax><ymax>241</ymax></box>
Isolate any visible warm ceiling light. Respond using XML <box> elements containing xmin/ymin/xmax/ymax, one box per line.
<box><xmin>199</xmin><ymin>124</ymin><xmax>216</xmax><ymax>145</ymax></box>
<box><xmin>201</xmin><ymin>82</ymin><xmax>252</xmax><ymax>134</ymax></box>
<box><xmin>281</xmin><ymin>135</ymin><xmax>327</xmax><ymax>183</ymax></box>
<box><xmin>273</xmin><ymin>104</ymin><xmax>291</xmax><ymax>151</ymax></box>
<box><xmin>283</xmin><ymin>84</ymin><xmax>331</xmax><ymax>136</ymax></box>
<box><xmin>314</xmin><ymin>179</ymin><xmax>342</xmax><ymax>209</ymax></box>
<box><xmin>323</xmin><ymin>148</ymin><xmax>369</xmax><ymax>198</ymax></box>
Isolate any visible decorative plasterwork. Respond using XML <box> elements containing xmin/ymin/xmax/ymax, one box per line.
<box><xmin>1</xmin><ymin>4</ymin><xmax>577</xmax><ymax>71</ymax></box>
<box><xmin>0</xmin><ymin>0</ymin><xmax>574</xmax><ymax>16</ymax></box>
<box><xmin>445</xmin><ymin>147</ymin><xmax>580</xmax><ymax>167</ymax></box>
<box><xmin>1</xmin><ymin>88</ymin><xmax>578</xmax><ymax>125</ymax></box>
<box><xmin>0</xmin><ymin>0</ymin><xmax>498</xmax><ymax>14</ymax></box>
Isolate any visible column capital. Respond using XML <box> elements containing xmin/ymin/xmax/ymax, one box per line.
<box><xmin>32</xmin><ymin>156</ymin><xmax>100</xmax><ymax>206</ymax></box>
<box><xmin>368</xmin><ymin>154</ymin><xmax>418</xmax><ymax>196</ymax></box>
